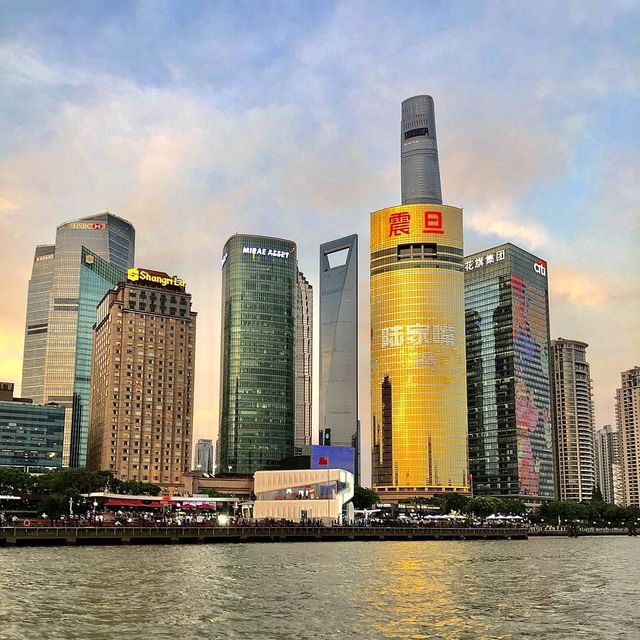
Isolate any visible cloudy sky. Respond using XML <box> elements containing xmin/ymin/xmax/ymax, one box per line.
<box><xmin>1</xmin><ymin>0</ymin><xmax>638</xmax><ymax>476</ymax></box>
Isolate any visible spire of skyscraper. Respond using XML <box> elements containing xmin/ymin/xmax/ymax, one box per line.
<box><xmin>401</xmin><ymin>95</ymin><xmax>442</xmax><ymax>205</ymax></box>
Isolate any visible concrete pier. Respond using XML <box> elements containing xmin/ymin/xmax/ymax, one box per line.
<box><xmin>0</xmin><ymin>525</ymin><xmax>527</xmax><ymax>547</ymax></box>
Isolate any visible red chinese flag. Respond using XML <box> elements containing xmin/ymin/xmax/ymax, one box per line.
<box><xmin>318</xmin><ymin>456</ymin><xmax>328</xmax><ymax>466</ymax></box>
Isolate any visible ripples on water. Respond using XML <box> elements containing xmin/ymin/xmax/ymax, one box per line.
<box><xmin>0</xmin><ymin>537</ymin><xmax>638</xmax><ymax>639</ymax></box>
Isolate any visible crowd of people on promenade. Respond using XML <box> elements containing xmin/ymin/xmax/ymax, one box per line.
<box><xmin>1</xmin><ymin>509</ymin><xmax>531</xmax><ymax>529</ymax></box>
<box><xmin>0</xmin><ymin>509</ymin><xmax>218</xmax><ymax>528</ymax></box>
<box><xmin>346</xmin><ymin>517</ymin><xmax>530</xmax><ymax>529</ymax></box>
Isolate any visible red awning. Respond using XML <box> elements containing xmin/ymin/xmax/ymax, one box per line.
<box><xmin>104</xmin><ymin>499</ymin><xmax>166</xmax><ymax>508</ymax></box>
<box><xmin>105</xmin><ymin>499</ymin><xmax>142</xmax><ymax>507</ymax></box>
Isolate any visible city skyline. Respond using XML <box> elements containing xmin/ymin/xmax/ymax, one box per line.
<box><xmin>1</xmin><ymin>2</ymin><xmax>639</xmax><ymax>484</ymax></box>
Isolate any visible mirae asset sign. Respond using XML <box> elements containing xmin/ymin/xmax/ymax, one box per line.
<box><xmin>242</xmin><ymin>246</ymin><xmax>292</xmax><ymax>259</ymax></box>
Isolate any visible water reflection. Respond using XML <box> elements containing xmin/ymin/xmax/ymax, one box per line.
<box><xmin>0</xmin><ymin>538</ymin><xmax>638</xmax><ymax>639</ymax></box>
<box><xmin>364</xmin><ymin>543</ymin><xmax>471</xmax><ymax>638</ymax></box>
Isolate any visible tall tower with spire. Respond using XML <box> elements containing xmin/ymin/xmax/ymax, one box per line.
<box><xmin>370</xmin><ymin>96</ymin><xmax>468</xmax><ymax>500</ymax></box>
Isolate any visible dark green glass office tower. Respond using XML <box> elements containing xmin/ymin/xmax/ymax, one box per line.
<box><xmin>465</xmin><ymin>243</ymin><xmax>554</xmax><ymax>505</ymax></box>
<box><xmin>217</xmin><ymin>235</ymin><xmax>298</xmax><ymax>474</ymax></box>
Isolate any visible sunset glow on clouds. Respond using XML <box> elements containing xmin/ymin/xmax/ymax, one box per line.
<box><xmin>1</xmin><ymin>1</ymin><xmax>638</xmax><ymax>475</ymax></box>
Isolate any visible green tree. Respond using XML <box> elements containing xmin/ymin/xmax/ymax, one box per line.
<box><xmin>109</xmin><ymin>478</ymin><xmax>161</xmax><ymax>496</ymax></box>
<box><xmin>206</xmin><ymin>489</ymin><xmax>230</xmax><ymax>498</ymax></box>
<box><xmin>501</xmin><ymin>499</ymin><xmax>526</xmax><ymax>515</ymax></box>
<box><xmin>465</xmin><ymin>497</ymin><xmax>502</xmax><ymax>518</ymax></box>
<box><xmin>37</xmin><ymin>494</ymin><xmax>67</xmax><ymax>520</ymax></box>
<box><xmin>541</xmin><ymin>500</ymin><xmax>598</xmax><ymax>524</ymax></box>
<box><xmin>429</xmin><ymin>492</ymin><xmax>469</xmax><ymax>514</ymax></box>
<box><xmin>35</xmin><ymin>469</ymin><xmax>112</xmax><ymax>497</ymax></box>
<box><xmin>0</xmin><ymin>468</ymin><xmax>34</xmax><ymax>494</ymax></box>
<box><xmin>351</xmin><ymin>486</ymin><xmax>380</xmax><ymax>510</ymax></box>
<box><xmin>591</xmin><ymin>486</ymin><xmax>604</xmax><ymax>503</ymax></box>
<box><xmin>443</xmin><ymin>492</ymin><xmax>469</xmax><ymax>513</ymax></box>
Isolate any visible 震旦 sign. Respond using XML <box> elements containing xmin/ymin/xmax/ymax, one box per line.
<box><xmin>388</xmin><ymin>210</ymin><xmax>444</xmax><ymax>237</ymax></box>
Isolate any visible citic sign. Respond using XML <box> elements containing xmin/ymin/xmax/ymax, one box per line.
<box><xmin>534</xmin><ymin>260</ymin><xmax>547</xmax><ymax>277</ymax></box>
<box><xmin>127</xmin><ymin>268</ymin><xmax>186</xmax><ymax>288</ymax></box>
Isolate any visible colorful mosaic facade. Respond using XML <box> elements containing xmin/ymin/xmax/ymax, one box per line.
<box><xmin>465</xmin><ymin>243</ymin><xmax>554</xmax><ymax>503</ymax></box>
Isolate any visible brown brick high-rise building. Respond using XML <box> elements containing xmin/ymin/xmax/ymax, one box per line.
<box><xmin>87</xmin><ymin>267</ymin><xmax>196</xmax><ymax>494</ymax></box>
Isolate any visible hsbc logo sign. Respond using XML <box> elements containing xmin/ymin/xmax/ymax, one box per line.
<box><xmin>68</xmin><ymin>222</ymin><xmax>105</xmax><ymax>230</ymax></box>
<box><xmin>534</xmin><ymin>260</ymin><xmax>547</xmax><ymax>277</ymax></box>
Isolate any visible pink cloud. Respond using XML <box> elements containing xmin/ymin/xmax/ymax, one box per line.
<box><xmin>550</xmin><ymin>268</ymin><xmax>609</xmax><ymax>308</ymax></box>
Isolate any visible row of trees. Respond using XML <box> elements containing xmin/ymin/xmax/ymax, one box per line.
<box><xmin>399</xmin><ymin>494</ymin><xmax>527</xmax><ymax>517</ymax></box>
<box><xmin>0</xmin><ymin>467</ymin><xmax>161</xmax><ymax>497</ymax></box>
<box><xmin>351</xmin><ymin>487</ymin><xmax>640</xmax><ymax>525</ymax></box>
<box><xmin>538</xmin><ymin>499</ymin><xmax>640</xmax><ymax>527</ymax></box>
<box><xmin>352</xmin><ymin>488</ymin><xmax>526</xmax><ymax>515</ymax></box>
<box><xmin>0</xmin><ymin>468</ymin><xmax>161</xmax><ymax>519</ymax></box>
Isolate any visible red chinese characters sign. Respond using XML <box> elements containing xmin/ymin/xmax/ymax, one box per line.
<box><xmin>388</xmin><ymin>212</ymin><xmax>411</xmax><ymax>237</ymax></box>
<box><xmin>423</xmin><ymin>211</ymin><xmax>443</xmax><ymax>234</ymax></box>
<box><xmin>388</xmin><ymin>210</ymin><xmax>444</xmax><ymax>237</ymax></box>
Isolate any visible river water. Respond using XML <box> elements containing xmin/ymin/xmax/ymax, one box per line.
<box><xmin>0</xmin><ymin>536</ymin><xmax>637</xmax><ymax>639</ymax></box>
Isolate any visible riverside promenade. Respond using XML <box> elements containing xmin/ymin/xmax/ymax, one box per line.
<box><xmin>0</xmin><ymin>525</ymin><xmax>527</xmax><ymax>546</ymax></box>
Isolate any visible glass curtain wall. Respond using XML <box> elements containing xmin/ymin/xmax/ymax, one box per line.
<box><xmin>218</xmin><ymin>236</ymin><xmax>297</xmax><ymax>474</ymax></box>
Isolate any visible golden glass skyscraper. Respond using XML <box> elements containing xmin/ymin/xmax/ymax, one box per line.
<box><xmin>370</xmin><ymin>97</ymin><xmax>468</xmax><ymax>499</ymax></box>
